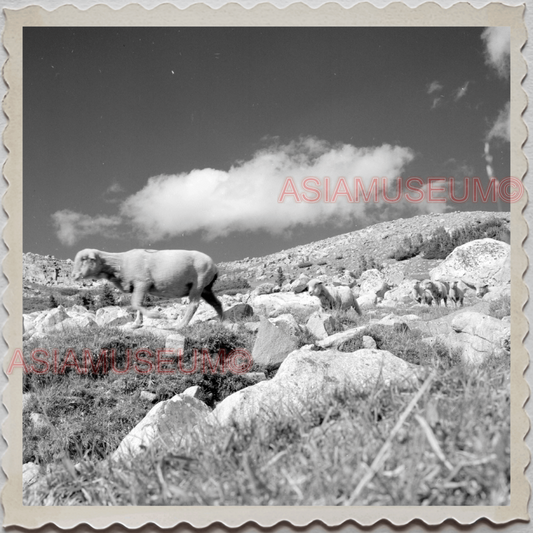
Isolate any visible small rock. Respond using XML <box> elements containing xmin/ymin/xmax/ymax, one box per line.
<box><xmin>166</xmin><ymin>334</ymin><xmax>186</xmax><ymax>353</ymax></box>
<box><xmin>182</xmin><ymin>385</ymin><xmax>202</xmax><ymax>399</ymax></box>
<box><xmin>140</xmin><ymin>391</ymin><xmax>157</xmax><ymax>402</ymax></box>
<box><xmin>362</xmin><ymin>336</ymin><xmax>377</xmax><ymax>349</ymax></box>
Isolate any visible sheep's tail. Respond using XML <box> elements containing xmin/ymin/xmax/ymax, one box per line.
<box><xmin>206</xmin><ymin>272</ymin><xmax>218</xmax><ymax>290</ymax></box>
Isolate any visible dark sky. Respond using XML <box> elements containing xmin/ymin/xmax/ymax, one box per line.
<box><xmin>23</xmin><ymin>27</ymin><xmax>510</xmax><ymax>261</ymax></box>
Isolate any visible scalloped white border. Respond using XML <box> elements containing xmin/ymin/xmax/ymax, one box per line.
<box><xmin>1</xmin><ymin>2</ymin><xmax>529</xmax><ymax>530</ymax></box>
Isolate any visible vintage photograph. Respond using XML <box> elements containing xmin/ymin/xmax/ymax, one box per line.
<box><xmin>2</xmin><ymin>2</ymin><xmax>528</xmax><ymax>529</ymax></box>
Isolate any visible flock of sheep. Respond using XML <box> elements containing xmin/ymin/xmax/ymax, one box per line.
<box><xmin>71</xmin><ymin>247</ymin><xmax>485</xmax><ymax>331</ymax></box>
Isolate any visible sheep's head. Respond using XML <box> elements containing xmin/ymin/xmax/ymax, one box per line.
<box><xmin>476</xmin><ymin>284</ymin><xmax>489</xmax><ymax>297</ymax></box>
<box><xmin>421</xmin><ymin>280</ymin><xmax>435</xmax><ymax>291</ymax></box>
<box><xmin>72</xmin><ymin>249</ymin><xmax>102</xmax><ymax>280</ymax></box>
<box><xmin>307</xmin><ymin>279</ymin><xmax>324</xmax><ymax>297</ymax></box>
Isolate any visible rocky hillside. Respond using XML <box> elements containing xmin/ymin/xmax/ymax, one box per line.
<box><xmin>23</xmin><ymin>253</ymin><xmax>76</xmax><ymax>286</ymax></box>
<box><xmin>23</xmin><ymin>211</ymin><xmax>510</xmax><ymax>288</ymax></box>
<box><xmin>218</xmin><ymin>211</ymin><xmax>510</xmax><ymax>283</ymax></box>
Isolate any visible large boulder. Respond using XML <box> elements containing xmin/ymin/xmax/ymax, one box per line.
<box><xmin>222</xmin><ymin>303</ymin><xmax>254</xmax><ymax>322</ymax></box>
<box><xmin>270</xmin><ymin>314</ymin><xmax>301</xmax><ymax>338</ymax></box>
<box><xmin>425</xmin><ymin>313</ymin><xmax>510</xmax><ymax>367</ymax></box>
<box><xmin>409</xmin><ymin>302</ymin><xmax>490</xmax><ymax>336</ymax></box>
<box><xmin>315</xmin><ymin>325</ymin><xmax>368</xmax><ymax>349</ymax></box>
<box><xmin>358</xmin><ymin>269</ymin><xmax>386</xmax><ymax>295</ymax></box>
<box><xmin>430</xmin><ymin>238</ymin><xmax>510</xmax><ymax>288</ymax></box>
<box><xmin>95</xmin><ymin>306</ymin><xmax>132</xmax><ymax>327</ymax></box>
<box><xmin>451</xmin><ymin>311</ymin><xmax>511</xmax><ymax>364</ymax></box>
<box><xmin>35</xmin><ymin>306</ymin><xmax>70</xmax><ymax>333</ymax></box>
<box><xmin>383</xmin><ymin>280</ymin><xmax>419</xmax><ymax>304</ymax></box>
<box><xmin>48</xmin><ymin>315</ymin><xmax>97</xmax><ymax>333</ymax></box>
<box><xmin>252</xmin><ymin>283</ymin><xmax>277</xmax><ymax>296</ymax></box>
<box><xmin>212</xmin><ymin>348</ymin><xmax>422</xmax><ymax>428</ymax></box>
<box><xmin>357</xmin><ymin>292</ymin><xmax>377</xmax><ymax>309</ymax></box>
<box><xmin>410</xmin><ymin>302</ymin><xmax>492</xmax><ymax>337</ymax></box>
<box><xmin>111</xmin><ymin>393</ymin><xmax>211</xmax><ymax>462</ymax></box>
<box><xmin>251</xmin><ymin>292</ymin><xmax>320</xmax><ymax>319</ymax></box>
<box><xmin>290</xmin><ymin>274</ymin><xmax>310</xmax><ymax>294</ymax></box>
<box><xmin>306</xmin><ymin>311</ymin><xmax>337</xmax><ymax>340</ymax></box>
<box><xmin>251</xmin><ymin>317</ymin><xmax>298</xmax><ymax>369</ymax></box>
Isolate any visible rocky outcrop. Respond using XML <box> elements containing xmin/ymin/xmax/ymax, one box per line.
<box><xmin>112</xmin><ymin>393</ymin><xmax>211</xmax><ymax>462</ymax></box>
<box><xmin>430</xmin><ymin>238</ymin><xmax>510</xmax><ymax>288</ymax></box>
<box><xmin>251</xmin><ymin>317</ymin><xmax>298</xmax><ymax>369</ymax></box>
<box><xmin>251</xmin><ymin>292</ymin><xmax>320</xmax><ymax>319</ymax></box>
<box><xmin>211</xmin><ymin>347</ymin><xmax>423</xmax><ymax>429</ymax></box>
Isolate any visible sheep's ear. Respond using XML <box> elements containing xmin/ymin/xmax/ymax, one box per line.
<box><xmin>87</xmin><ymin>251</ymin><xmax>98</xmax><ymax>261</ymax></box>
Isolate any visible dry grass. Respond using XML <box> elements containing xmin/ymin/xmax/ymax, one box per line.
<box><xmin>23</xmin><ymin>316</ymin><xmax>510</xmax><ymax>506</ymax></box>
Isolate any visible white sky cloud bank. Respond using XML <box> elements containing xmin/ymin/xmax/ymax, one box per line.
<box><xmin>481</xmin><ymin>27</ymin><xmax>510</xmax><ymax>78</ymax></box>
<box><xmin>120</xmin><ymin>138</ymin><xmax>416</xmax><ymax>240</ymax></box>
<box><xmin>487</xmin><ymin>102</ymin><xmax>510</xmax><ymax>142</ymax></box>
<box><xmin>52</xmin><ymin>210</ymin><xmax>122</xmax><ymax>245</ymax></box>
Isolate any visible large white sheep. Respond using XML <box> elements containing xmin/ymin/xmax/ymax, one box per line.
<box><xmin>307</xmin><ymin>279</ymin><xmax>362</xmax><ymax>315</ymax></box>
<box><xmin>72</xmin><ymin>248</ymin><xmax>223</xmax><ymax>329</ymax></box>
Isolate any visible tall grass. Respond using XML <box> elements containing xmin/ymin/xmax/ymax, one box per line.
<box><xmin>24</xmin><ymin>353</ymin><xmax>509</xmax><ymax>506</ymax></box>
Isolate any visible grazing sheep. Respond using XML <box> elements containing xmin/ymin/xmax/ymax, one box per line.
<box><xmin>412</xmin><ymin>280</ymin><xmax>439</xmax><ymax>306</ymax></box>
<box><xmin>411</xmin><ymin>281</ymin><xmax>424</xmax><ymax>304</ymax></box>
<box><xmin>308</xmin><ymin>279</ymin><xmax>362</xmax><ymax>315</ymax></box>
<box><xmin>422</xmin><ymin>289</ymin><xmax>434</xmax><ymax>306</ymax></box>
<box><xmin>477</xmin><ymin>284</ymin><xmax>490</xmax><ymax>298</ymax></box>
<box><xmin>449</xmin><ymin>281</ymin><xmax>464</xmax><ymax>307</ymax></box>
<box><xmin>375</xmin><ymin>282</ymin><xmax>392</xmax><ymax>303</ymax></box>
<box><xmin>422</xmin><ymin>280</ymin><xmax>448</xmax><ymax>307</ymax></box>
<box><xmin>72</xmin><ymin>248</ymin><xmax>223</xmax><ymax>329</ymax></box>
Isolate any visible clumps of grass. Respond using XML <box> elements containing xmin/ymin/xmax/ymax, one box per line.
<box><xmin>391</xmin><ymin>233</ymin><xmax>424</xmax><ymax>261</ymax></box>
<box><xmin>352</xmin><ymin>255</ymin><xmax>380</xmax><ymax>277</ymax></box>
<box><xmin>488</xmin><ymin>294</ymin><xmax>511</xmax><ymax>319</ymax></box>
<box><xmin>23</xmin><ymin>322</ymin><xmax>258</xmax><ymax>465</ymax></box>
<box><xmin>27</xmin><ymin>356</ymin><xmax>510</xmax><ymax>506</ymax></box>
<box><xmin>335</xmin><ymin>324</ymin><xmax>461</xmax><ymax>368</ymax></box>
<box><xmin>329</xmin><ymin>308</ymin><xmax>363</xmax><ymax>332</ymax></box>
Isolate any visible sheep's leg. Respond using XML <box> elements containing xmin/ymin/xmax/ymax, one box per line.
<box><xmin>353</xmin><ymin>300</ymin><xmax>363</xmax><ymax>316</ymax></box>
<box><xmin>131</xmin><ymin>310</ymin><xmax>144</xmax><ymax>329</ymax></box>
<box><xmin>130</xmin><ymin>284</ymin><xmax>161</xmax><ymax>328</ymax></box>
<box><xmin>176</xmin><ymin>298</ymin><xmax>201</xmax><ymax>330</ymax></box>
<box><xmin>201</xmin><ymin>287</ymin><xmax>224</xmax><ymax>320</ymax></box>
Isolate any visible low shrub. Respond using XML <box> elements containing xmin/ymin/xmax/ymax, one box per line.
<box><xmin>488</xmin><ymin>294</ymin><xmax>511</xmax><ymax>319</ymax></box>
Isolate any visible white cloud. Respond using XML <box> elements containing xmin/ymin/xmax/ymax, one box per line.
<box><xmin>481</xmin><ymin>27</ymin><xmax>510</xmax><ymax>78</ymax></box>
<box><xmin>103</xmin><ymin>182</ymin><xmax>126</xmax><ymax>204</ymax></box>
<box><xmin>120</xmin><ymin>138</ymin><xmax>416</xmax><ymax>241</ymax></box>
<box><xmin>453</xmin><ymin>81</ymin><xmax>470</xmax><ymax>101</ymax></box>
<box><xmin>105</xmin><ymin>182</ymin><xmax>124</xmax><ymax>194</ymax></box>
<box><xmin>487</xmin><ymin>102</ymin><xmax>510</xmax><ymax>142</ymax></box>
<box><xmin>52</xmin><ymin>210</ymin><xmax>122</xmax><ymax>245</ymax></box>
<box><xmin>427</xmin><ymin>81</ymin><xmax>443</xmax><ymax>94</ymax></box>
<box><xmin>431</xmin><ymin>96</ymin><xmax>443</xmax><ymax>110</ymax></box>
